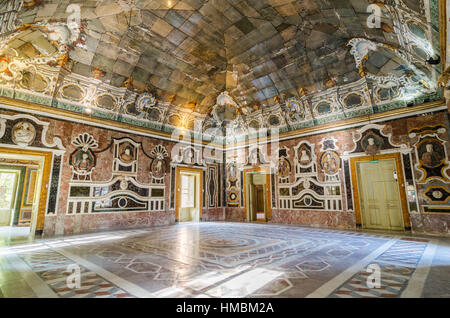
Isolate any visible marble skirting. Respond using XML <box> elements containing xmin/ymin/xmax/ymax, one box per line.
<box><xmin>410</xmin><ymin>213</ymin><xmax>450</xmax><ymax>236</ymax></box>
<box><xmin>201</xmin><ymin>208</ymin><xmax>225</xmax><ymax>222</ymax></box>
<box><xmin>43</xmin><ymin>211</ymin><xmax>175</xmax><ymax>237</ymax></box>
<box><xmin>270</xmin><ymin>209</ymin><xmax>356</xmax><ymax>230</ymax></box>
<box><xmin>43</xmin><ymin>207</ymin><xmax>227</xmax><ymax>237</ymax></box>
<box><xmin>226</xmin><ymin>209</ymin><xmax>450</xmax><ymax>237</ymax></box>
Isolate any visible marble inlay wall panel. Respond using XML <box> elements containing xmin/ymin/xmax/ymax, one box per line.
<box><xmin>1</xmin><ymin>108</ymin><xmax>449</xmax><ymax>237</ymax></box>
<box><xmin>0</xmin><ymin>109</ymin><xmax>224</xmax><ymax>236</ymax></box>
<box><xmin>225</xmin><ymin>111</ymin><xmax>450</xmax><ymax>236</ymax></box>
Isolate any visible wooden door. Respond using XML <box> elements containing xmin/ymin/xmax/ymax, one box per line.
<box><xmin>357</xmin><ymin>159</ymin><xmax>404</xmax><ymax>231</ymax></box>
<box><xmin>18</xmin><ymin>168</ymin><xmax>38</xmax><ymax>226</ymax></box>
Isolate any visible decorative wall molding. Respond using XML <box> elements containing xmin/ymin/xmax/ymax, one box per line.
<box><xmin>69</xmin><ymin>133</ymin><xmax>98</xmax><ymax>181</ymax></box>
<box><xmin>149</xmin><ymin>144</ymin><xmax>168</xmax><ymax>184</ymax></box>
<box><xmin>411</xmin><ymin>132</ymin><xmax>450</xmax><ymax>183</ymax></box>
<box><xmin>343</xmin><ymin>123</ymin><xmax>410</xmax><ymax>157</ymax></box>
<box><xmin>0</xmin><ymin>113</ymin><xmax>65</xmax><ymax>153</ymax></box>
<box><xmin>294</xmin><ymin>140</ymin><xmax>317</xmax><ymax>177</ymax></box>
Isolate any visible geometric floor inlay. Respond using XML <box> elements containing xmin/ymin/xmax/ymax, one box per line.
<box><xmin>0</xmin><ymin>222</ymin><xmax>448</xmax><ymax>298</ymax></box>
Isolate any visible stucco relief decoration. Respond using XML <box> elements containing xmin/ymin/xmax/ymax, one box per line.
<box><xmin>362</xmin><ymin>133</ymin><xmax>383</xmax><ymax>156</ymax></box>
<box><xmin>69</xmin><ymin>133</ymin><xmax>98</xmax><ymax>181</ymax></box>
<box><xmin>347</xmin><ymin>38</ymin><xmax>435</xmax><ymax>97</ymax></box>
<box><xmin>227</xmin><ymin>162</ymin><xmax>238</xmax><ymax>182</ymax></box>
<box><xmin>318</xmin><ymin>139</ymin><xmax>340</xmax><ymax>181</ymax></box>
<box><xmin>135</xmin><ymin>93</ymin><xmax>159</xmax><ymax>120</ymax></box>
<box><xmin>409</xmin><ymin>125</ymin><xmax>449</xmax><ymax>184</ymax></box>
<box><xmin>319</xmin><ymin>151</ymin><xmax>341</xmax><ymax>176</ymax></box>
<box><xmin>149</xmin><ymin>144</ymin><xmax>168</xmax><ymax>180</ymax></box>
<box><xmin>278</xmin><ymin>140</ymin><xmax>343</xmax><ymax>212</ymax></box>
<box><xmin>298</xmin><ymin>144</ymin><xmax>313</xmax><ymax>166</ymax></box>
<box><xmin>294</xmin><ymin>141</ymin><xmax>317</xmax><ymax>177</ymax></box>
<box><xmin>183</xmin><ymin>147</ymin><xmax>196</xmax><ymax>165</ymax></box>
<box><xmin>414</xmin><ymin>137</ymin><xmax>449</xmax><ymax>183</ymax></box>
<box><xmin>0</xmin><ymin>9</ymin><xmax>81</xmax><ymax>85</ymax></box>
<box><xmin>278</xmin><ymin>157</ymin><xmax>290</xmax><ymax>179</ymax></box>
<box><xmin>0</xmin><ymin>114</ymin><xmax>65</xmax><ymax>152</ymax></box>
<box><xmin>344</xmin><ymin>124</ymin><xmax>409</xmax><ymax>157</ymax></box>
<box><xmin>418</xmin><ymin>140</ymin><xmax>445</xmax><ymax>168</ymax></box>
<box><xmin>286</xmin><ymin>97</ymin><xmax>312</xmax><ymax>125</ymax></box>
<box><xmin>0</xmin><ymin>0</ymin><xmax>442</xmax><ymax>144</ymax></box>
<box><xmin>66</xmin><ymin>135</ymin><xmax>165</xmax><ymax>215</ymax></box>
<box><xmin>211</xmin><ymin>91</ymin><xmax>249</xmax><ymax>136</ymax></box>
<box><xmin>278</xmin><ymin>147</ymin><xmax>291</xmax><ymax>183</ymax></box>
<box><xmin>113</xmin><ymin>138</ymin><xmax>140</xmax><ymax>175</ymax></box>
<box><xmin>226</xmin><ymin>160</ymin><xmax>239</xmax><ymax>206</ymax></box>
<box><xmin>119</xmin><ymin>142</ymin><xmax>136</xmax><ymax>164</ymax></box>
<box><xmin>11</xmin><ymin>120</ymin><xmax>35</xmax><ymax>146</ymax></box>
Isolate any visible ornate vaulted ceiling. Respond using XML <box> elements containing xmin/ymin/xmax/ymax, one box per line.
<box><xmin>0</xmin><ymin>0</ymin><xmax>443</xmax><ymax>142</ymax></box>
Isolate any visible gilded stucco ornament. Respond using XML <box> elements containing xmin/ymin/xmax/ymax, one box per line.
<box><xmin>347</xmin><ymin>38</ymin><xmax>435</xmax><ymax>97</ymax></box>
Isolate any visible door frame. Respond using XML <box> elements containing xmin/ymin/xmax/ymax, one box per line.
<box><xmin>0</xmin><ymin>147</ymin><xmax>53</xmax><ymax>234</ymax></box>
<box><xmin>243</xmin><ymin>166</ymin><xmax>272</xmax><ymax>222</ymax></box>
<box><xmin>350</xmin><ymin>152</ymin><xmax>410</xmax><ymax>230</ymax></box>
<box><xmin>175</xmin><ymin>166</ymin><xmax>203</xmax><ymax>222</ymax></box>
<box><xmin>0</xmin><ymin>169</ymin><xmax>20</xmax><ymax>226</ymax></box>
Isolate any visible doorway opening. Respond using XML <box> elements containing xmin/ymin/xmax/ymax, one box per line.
<box><xmin>0</xmin><ymin>171</ymin><xmax>20</xmax><ymax>227</ymax></box>
<box><xmin>176</xmin><ymin>167</ymin><xmax>202</xmax><ymax>222</ymax></box>
<box><xmin>0</xmin><ymin>165</ymin><xmax>38</xmax><ymax>241</ymax></box>
<box><xmin>244</xmin><ymin>168</ymin><xmax>271</xmax><ymax>222</ymax></box>
<box><xmin>0</xmin><ymin>148</ymin><xmax>52</xmax><ymax>241</ymax></box>
<box><xmin>355</xmin><ymin>157</ymin><xmax>406</xmax><ymax>231</ymax></box>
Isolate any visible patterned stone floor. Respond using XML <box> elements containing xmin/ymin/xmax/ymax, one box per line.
<box><xmin>0</xmin><ymin>222</ymin><xmax>449</xmax><ymax>298</ymax></box>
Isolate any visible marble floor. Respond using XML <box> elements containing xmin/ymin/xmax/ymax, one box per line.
<box><xmin>0</xmin><ymin>222</ymin><xmax>449</xmax><ymax>298</ymax></box>
<box><xmin>0</xmin><ymin>226</ymin><xmax>31</xmax><ymax>246</ymax></box>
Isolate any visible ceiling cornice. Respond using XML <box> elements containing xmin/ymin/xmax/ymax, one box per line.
<box><xmin>0</xmin><ymin>96</ymin><xmax>224</xmax><ymax>149</ymax></box>
<box><xmin>0</xmin><ymin>96</ymin><xmax>446</xmax><ymax>152</ymax></box>
<box><xmin>225</xmin><ymin>99</ymin><xmax>447</xmax><ymax>150</ymax></box>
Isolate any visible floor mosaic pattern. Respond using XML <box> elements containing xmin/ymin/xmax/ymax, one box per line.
<box><xmin>329</xmin><ymin>240</ymin><xmax>428</xmax><ymax>298</ymax></box>
<box><xmin>20</xmin><ymin>250</ymin><xmax>133</xmax><ymax>298</ymax></box>
<box><xmin>0</xmin><ymin>223</ymin><xmax>448</xmax><ymax>298</ymax></box>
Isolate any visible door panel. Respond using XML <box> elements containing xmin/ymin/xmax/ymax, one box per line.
<box><xmin>177</xmin><ymin>170</ymin><xmax>201</xmax><ymax>222</ymax></box>
<box><xmin>256</xmin><ymin>186</ymin><xmax>264</xmax><ymax>212</ymax></box>
<box><xmin>18</xmin><ymin>168</ymin><xmax>37</xmax><ymax>226</ymax></box>
<box><xmin>0</xmin><ymin>172</ymin><xmax>18</xmax><ymax>226</ymax></box>
<box><xmin>244</xmin><ymin>169</ymin><xmax>272</xmax><ymax>222</ymax></box>
<box><xmin>251</xmin><ymin>184</ymin><xmax>257</xmax><ymax>221</ymax></box>
<box><xmin>380</xmin><ymin>160</ymin><xmax>403</xmax><ymax>229</ymax></box>
<box><xmin>358</xmin><ymin>159</ymin><xmax>404</xmax><ymax>231</ymax></box>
